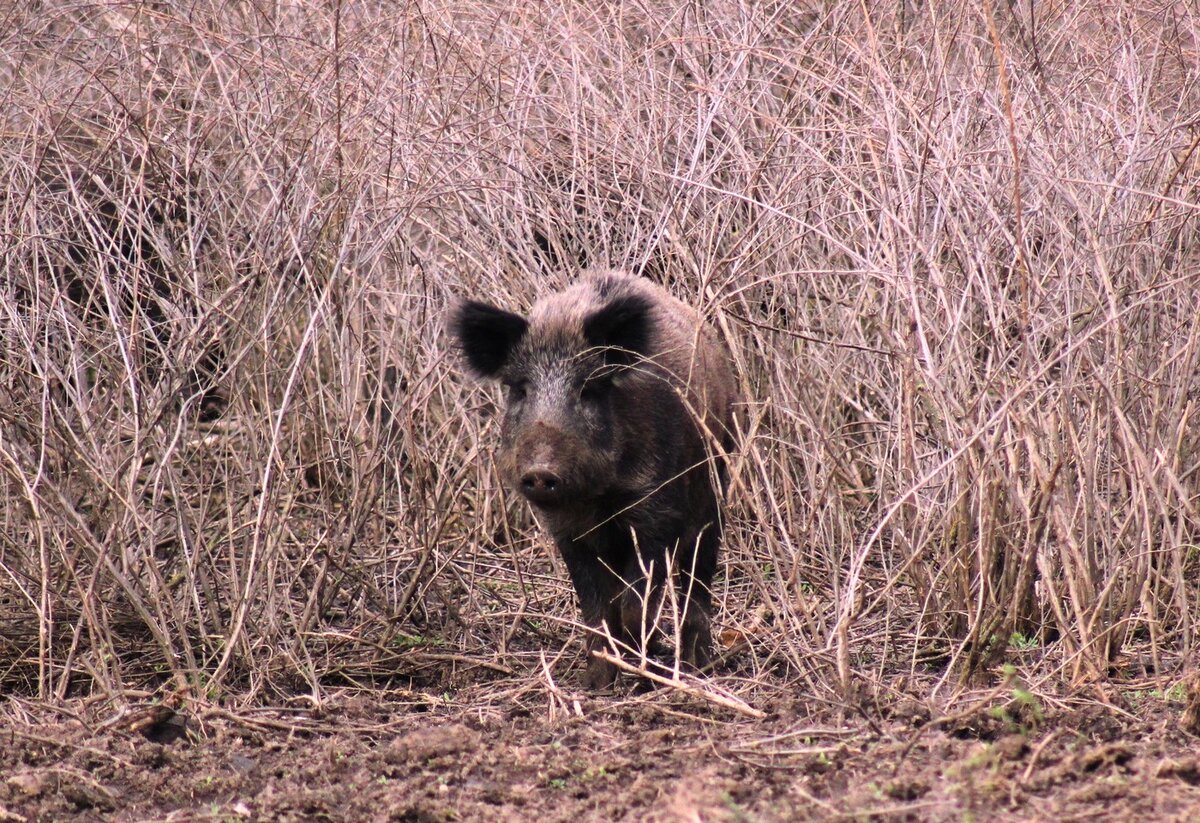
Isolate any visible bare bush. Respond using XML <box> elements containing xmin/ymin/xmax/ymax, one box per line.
<box><xmin>1</xmin><ymin>0</ymin><xmax>1197</xmax><ymax>707</ymax></box>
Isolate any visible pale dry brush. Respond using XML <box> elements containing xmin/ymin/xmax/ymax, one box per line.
<box><xmin>0</xmin><ymin>1</ymin><xmax>1197</xmax><ymax>712</ymax></box>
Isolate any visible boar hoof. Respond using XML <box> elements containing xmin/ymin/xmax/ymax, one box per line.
<box><xmin>685</xmin><ymin>644</ymin><xmax>713</xmax><ymax>673</ymax></box>
<box><xmin>584</xmin><ymin>654</ymin><xmax>618</xmax><ymax>690</ymax></box>
<box><xmin>682</xmin><ymin>624</ymin><xmax>714</xmax><ymax>673</ymax></box>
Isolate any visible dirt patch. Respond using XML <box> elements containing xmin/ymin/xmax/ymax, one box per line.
<box><xmin>3</xmin><ymin>668</ymin><xmax>1200</xmax><ymax>822</ymax></box>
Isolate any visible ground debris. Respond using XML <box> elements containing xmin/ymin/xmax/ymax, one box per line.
<box><xmin>385</xmin><ymin>723</ymin><xmax>481</xmax><ymax>765</ymax></box>
<box><xmin>1079</xmin><ymin>742</ymin><xmax>1134</xmax><ymax>773</ymax></box>
<box><xmin>1</xmin><ymin>686</ymin><xmax>1199</xmax><ymax>822</ymax></box>
<box><xmin>2</xmin><ymin>772</ymin><xmax>51</xmax><ymax>800</ymax></box>
<box><xmin>2</xmin><ymin>768</ymin><xmax>117</xmax><ymax>814</ymax></box>
<box><xmin>1156</xmin><ymin>757</ymin><xmax>1200</xmax><ymax>786</ymax></box>
<box><xmin>1180</xmin><ymin>674</ymin><xmax>1200</xmax><ymax>736</ymax></box>
<box><xmin>994</xmin><ymin>734</ymin><xmax>1029</xmax><ymax>762</ymax></box>
<box><xmin>58</xmin><ymin>776</ymin><xmax>117</xmax><ymax>812</ymax></box>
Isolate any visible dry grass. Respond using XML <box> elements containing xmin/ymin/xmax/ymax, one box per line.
<box><xmin>1</xmin><ymin>0</ymin><xmax>1198</xmax><ymax>713</ymax></box>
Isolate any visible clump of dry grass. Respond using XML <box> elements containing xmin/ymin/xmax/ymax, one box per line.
<box><xmin>1</xmin><ymin>0</ymin><xmax>1197</xmax><ymax>710</ymax></box>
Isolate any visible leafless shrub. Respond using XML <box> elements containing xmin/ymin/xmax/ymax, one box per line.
<box><xmin>1</xmin><ymin>0</ymin><xmax>1197</xmax><ymax>708</ymax></box>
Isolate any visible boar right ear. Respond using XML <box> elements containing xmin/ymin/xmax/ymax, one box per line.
<box><xmin>451</xmin><ymin>300</ymin><xmax>528</xmax><ymax>378</ymax></box>
<box><xmin>583</xmin><ymin>294</ymin><xmax>652</xmax><ymax>366</ymax></box>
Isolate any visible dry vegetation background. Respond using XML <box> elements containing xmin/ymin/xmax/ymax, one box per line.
<box><xmin>1</xmin><ymin>0</ymin><xmax>1198</xmax><ymax>718</ymax></box>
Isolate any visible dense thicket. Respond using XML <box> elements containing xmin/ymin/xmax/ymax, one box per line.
<box><xmin>2</xmin><ymin>1</ymin><xmax>1197</xmax><ymax>704</ymax></box>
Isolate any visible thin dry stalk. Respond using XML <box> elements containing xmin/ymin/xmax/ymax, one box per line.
<box><xmin>0</xmin><ymin>0</ymin><xmax>1197</xmax><ymax>714</ymax></box>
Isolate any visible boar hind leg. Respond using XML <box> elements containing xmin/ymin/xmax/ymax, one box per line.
<box><xmin>559</xmin><ymin>543</ymin><xmax>628</xmax><ymax>689</ymax></box>
<box><xmin>678</xmin><ymin>522</ymin><xmax>720</xmax><ymax>672</ymax></box>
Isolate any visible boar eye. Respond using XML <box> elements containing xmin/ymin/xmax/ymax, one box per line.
<box><xmin>504</xmin><ymin>380</ymin><xmax>528</xmax><ymax>401</ymax></box>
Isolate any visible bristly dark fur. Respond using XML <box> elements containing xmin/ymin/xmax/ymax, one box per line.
<box><xmin>582</xmin><ymin>293</ymin><xmax>652</xmax><ymax>366</ymax></box>
<box><xmin>450</xmin><ymin>272</ymin><xmax>739</xmax><ymax>690</ymax></box>
<box><xmin>453</xmin><ymin>300</ymin><xmax>529</xmax><ymax>377</ymax></box>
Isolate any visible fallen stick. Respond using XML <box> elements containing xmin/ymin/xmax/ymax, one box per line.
<box><xmin>590</xmin><ymin>650</ymin><xmax>766</xmax><ymax>719</ymax></box>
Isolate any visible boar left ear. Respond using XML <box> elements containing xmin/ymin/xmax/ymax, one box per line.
<box><xmin>583</xmin><ymin>294</ymin><xmax>652</xmax><ymax>366</ymax></box>
<box><xmin>451</xmin><ymin>300</ymin><xmax>529</xmax><ymax>378</ymax></box>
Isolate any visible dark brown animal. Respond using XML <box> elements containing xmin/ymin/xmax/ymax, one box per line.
<box><xmin>452</xmin><ymin>271</ymin><xmax>737</xmax><ymax>688</ymax></box>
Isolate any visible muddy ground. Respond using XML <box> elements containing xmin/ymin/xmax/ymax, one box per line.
<box><xmin>3</xmin><ymin>660</ymin><xmax>1200</xmax><ymax>823</ymax></box>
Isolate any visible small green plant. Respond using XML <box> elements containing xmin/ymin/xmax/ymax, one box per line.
<box><xmin>1126</xmin><ymin>689</ymin><xmax>1151</xmax><ymax>707</ymax></box>
<box><xmin>1012</xmin><ymin>687</ymin><xmax>1043</xmax><ymax>723</ymax></box>
<box><xmin>988</xmin><ymin>680</ymin><xmax>1043</xmax><ymax>734</ymax></box>
<box><xmin>1166</xmin><ymin>682</ymin><xmax>1189</xmax><ymax>702</ymax></box>
<box><xmin>1009</xmin><ymin>631</ymin><xmax>1038</xmax><ymax>650</ymax></box>
<box><xmin>581</xmin><ymin>766</ymin><xmax>612</xmax><ymax>782</ymax></box>
<box><xmin>1127</xmin><ymin>683</ymin><xmax>1189</xmax><ymax>705</ymax></box>
<box><xmin>986</xmin><ymin>704</ymin><xmax>1013</xmax><ymax>725</ymax></box>
<box><xmin>958</xmin><ymin>746</ymin><xmax>998</xmax><ymax>772</ymax></box>
<box><xmin>392</xmin><ymin>633</ymin><xmax>433</xmax><ymax>649</ymax></box>
<box><xmin>548</xmin><ymin>777</ymin><xmax>567</xmax><ymax>790</ymax></box>
<box><xmin>189</xmin><ymin>672</ymin><xmax>221</xmax><ymax>701</ymax></box>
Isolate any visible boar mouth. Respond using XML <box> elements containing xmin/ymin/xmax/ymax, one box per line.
<box><xmin>521</xmin><ymin>488</ymin><xmax>564</xmax><ymax>509</ymax></box>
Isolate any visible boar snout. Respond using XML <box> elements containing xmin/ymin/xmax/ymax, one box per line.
<box><xmin>505</xmin><ymin>420</ymin><xmax>581</xmax><ymax>509</ymax></box>
<box><xmin>519</xmin><ymin>467</ymin><xmax>564</xmax><ymax>506</ymax></box>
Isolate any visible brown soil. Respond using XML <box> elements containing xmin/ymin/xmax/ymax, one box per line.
<box><xmin>3</xmin><ymin>662</ymin><xmax>1199</xmax><ymax>823</ymax></box>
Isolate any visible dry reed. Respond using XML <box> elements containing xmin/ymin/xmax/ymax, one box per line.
<box><xmin>1</xmin><ymin>0</ymin><xmax>1197</xmax><ymax>710</ymax></box>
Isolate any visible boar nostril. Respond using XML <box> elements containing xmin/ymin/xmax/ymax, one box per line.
<box><xmin>520</xmin><ymin>469</ymin><xmax>562</xmax><ymax>503</ymax></box>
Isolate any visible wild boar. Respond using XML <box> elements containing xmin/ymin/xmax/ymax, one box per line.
<box><xmin>452</xmin><ymin>271</ymin><xmax>737</xmax><ymax>688</ymax></box>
